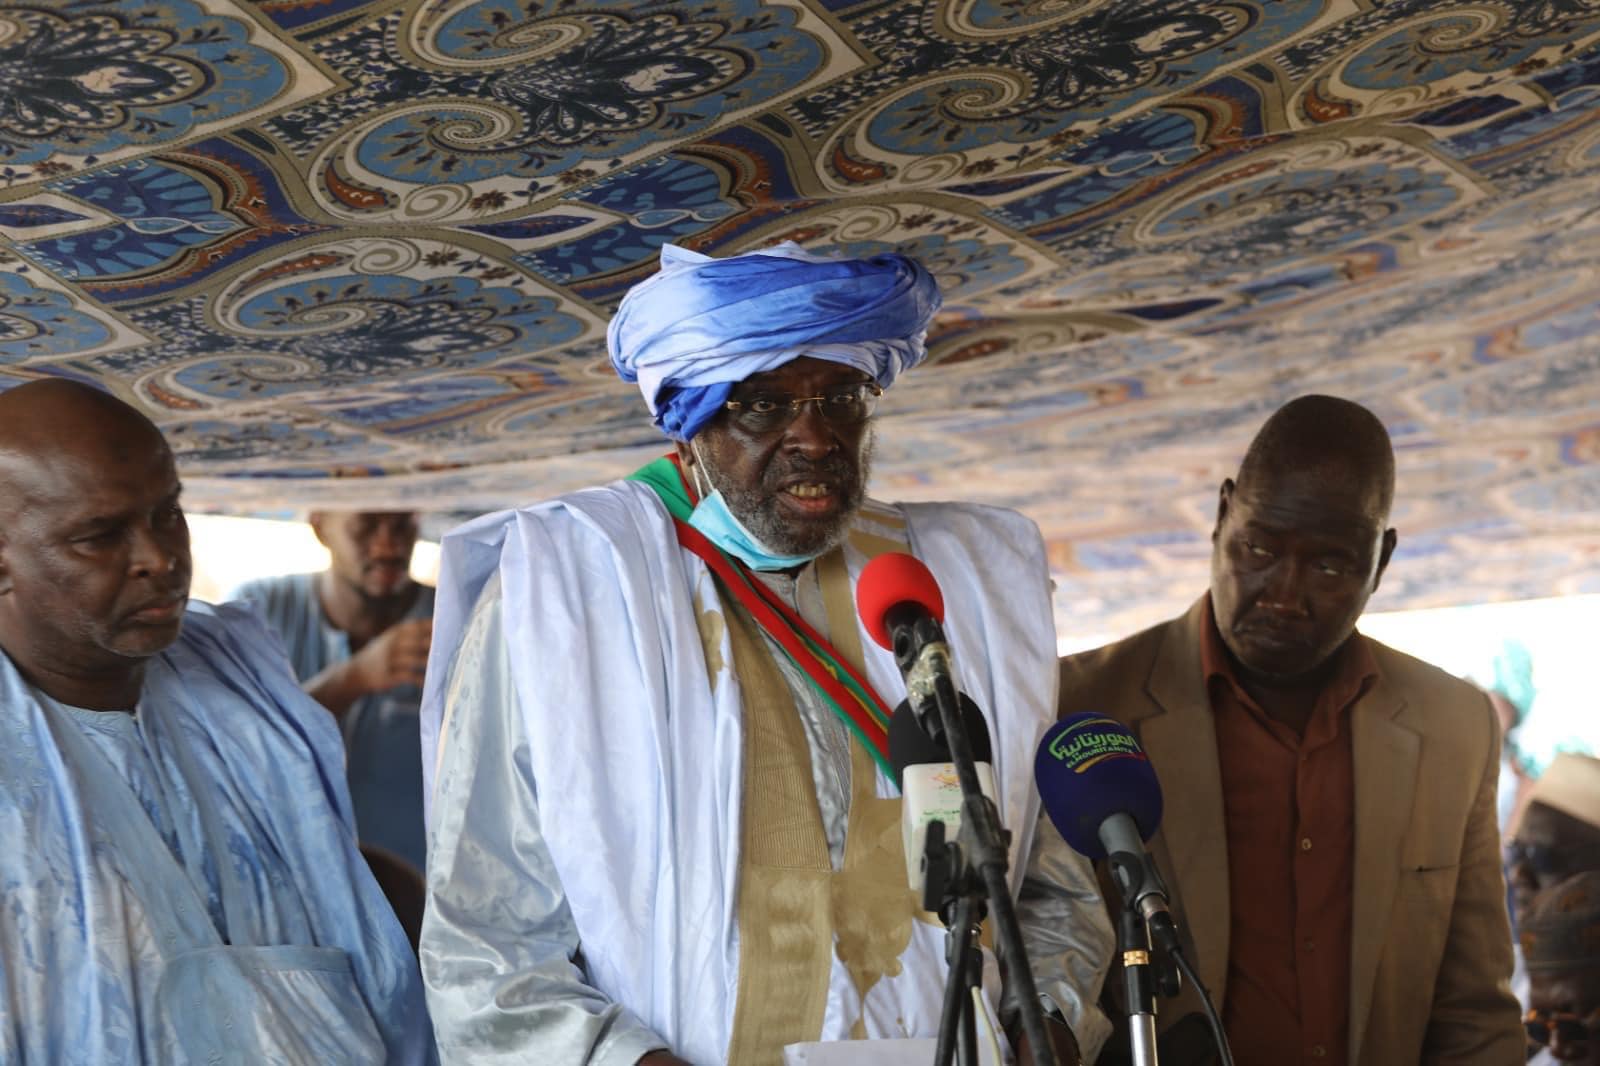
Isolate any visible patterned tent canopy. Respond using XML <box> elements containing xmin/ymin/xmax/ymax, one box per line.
<box><xmin>2</xmin><ymin>0</ymin><xmax>1597</xmax><ymax>638</ymax></box>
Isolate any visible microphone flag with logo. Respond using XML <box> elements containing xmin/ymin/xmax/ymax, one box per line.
<box><xmin>1033</xmin><ymin>712</ymin><xmax>1163</xmax><ymax>861</ymax></box>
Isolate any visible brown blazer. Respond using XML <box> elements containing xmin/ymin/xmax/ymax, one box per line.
<box><xmin>1060</xmin><ymin>598</ymin><xmax>1523</xmax><ymax>1065</ymax></box>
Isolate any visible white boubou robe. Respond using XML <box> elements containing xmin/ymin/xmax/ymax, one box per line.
<box><xmin>420</xmin><ymin>479</ymin><xmax>1108</xmax><ymax>1063</ymax></box>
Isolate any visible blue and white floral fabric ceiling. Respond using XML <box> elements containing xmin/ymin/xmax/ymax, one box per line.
<box><xmin>2</xmin><ymin>0</ymin><xmax>1598</xmax><ymax>637</ymax></box>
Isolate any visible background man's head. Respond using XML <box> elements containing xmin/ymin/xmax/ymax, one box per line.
<box><xmin>1511</xmin><ymin>754</ymin><xmax>1600</xmax><ymax>923</ymax></box>
<box><xmin>1520</xmin><ymin>870</ymin><xmax>1600</xmax><ymax>1064</ymax></box>
<box><xmin>1210</xmin><ymin>394</ymin><xmax>1397</xmax><ymax>683</ymax></box>
<box><xmin>0</xmin><ymin>380</ymin><xmax>190</xmax><ymax>707</ymax></box>
<box><xmin>309</xmin><ymin>511</ymin><xmax>420</xmax><ymax>604</ymax></box>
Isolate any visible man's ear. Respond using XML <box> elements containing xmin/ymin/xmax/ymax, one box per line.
<box><xmin>307</xmin><ymin>511</ymin><xmax>330</xmax><ymax>549</ymax></box>
<box><xmin>0</xmin><ymin>541</ymin><xmax>10</xmax><ymax>596</ymax></box>
<box><xmin>1212</xmin><ymin>479</ymin><xmax>1235</xmax><ymax>542</ymax></box>
<box><xmin>1372</xmin><ymin>528</ymin><xmax>1398</xmax><ymax>592</ymax></box>
<box><xmin>673</xmin><ymin>440</ymin><xmax>695</xmax><ymax>467</ymax></box>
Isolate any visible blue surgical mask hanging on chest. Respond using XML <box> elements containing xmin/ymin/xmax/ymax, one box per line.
<box><xmin>685</xmin><ymin>446</ymin><xmax>817</xmax><ymax>571</ymax></box>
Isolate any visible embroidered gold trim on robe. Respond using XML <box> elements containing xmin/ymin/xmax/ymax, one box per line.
<box><xmin>721</xmin><ymin>521</ymin><xmax>927</xmax><ymax>1063</ymax></box>
<box><xmin>820</xmin><ymin>547</ymin><xmax>921</xmax><ymax>1037</ymax></box>
<box><xmin>722</xmin><ymin>599</ymin><xmax>836</xmax><ymax>1065</ymax></box>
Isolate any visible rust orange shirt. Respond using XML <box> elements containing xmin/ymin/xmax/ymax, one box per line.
<box><xmin>1200</xmin><ymin>599</ymin><xmax>1377</xmax><ymax>1066</ymax></box>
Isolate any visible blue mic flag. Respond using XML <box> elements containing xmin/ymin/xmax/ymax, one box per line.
<box><xmin>1034</xmin><ymin>712</ymin><xmax>1164</xmax><ymax>860</ymax></box>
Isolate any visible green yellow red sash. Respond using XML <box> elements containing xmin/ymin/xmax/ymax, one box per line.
<box><xmin>628</xmin><ymin>455</ymin><xmax>895</xmax><ymax>776</ymax></box>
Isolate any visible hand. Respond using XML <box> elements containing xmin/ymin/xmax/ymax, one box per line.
<box><xmin>306</xmin><ymin>618</ymin><xmax>433</xmax><ymax>716</ymax></box>
<box><xmin>1012</xmin><ymin>1014</ymin><xmax>1082</xmax><ymax>1066</ymax></box>
<box><xmin>349</xmin><ymin>618</ymin><xmax>433</xmax><ymax>693</ymax></box>
<box><xmin>637</xmin><ymin>1053</ymin><xmax>693</xmax><ymax>1066</ymax></box>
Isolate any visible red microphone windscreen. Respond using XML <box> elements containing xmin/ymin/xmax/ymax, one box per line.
<box><xmin>856</xmin><ymin>552</ymin><xmax>945</xmax><ymax>650</ymax></box>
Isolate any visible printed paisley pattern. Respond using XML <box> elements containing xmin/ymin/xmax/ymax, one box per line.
<box><xmin>0</xmin><ymin>0</ymin><xmax>1597</xmax><ymax>634</ymax></box>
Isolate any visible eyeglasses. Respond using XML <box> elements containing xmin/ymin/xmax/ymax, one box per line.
<box><xmin>722</xmin><ymin>382</ymin><xmax>882</xmax><ymax>435</ymax></box>
<box><xmin>1526</xmin><ymin>1007</ymin><xmax>1600</xmax><ymax>1050</ymax></box>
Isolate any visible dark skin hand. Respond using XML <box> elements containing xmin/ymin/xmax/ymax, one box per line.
<box><xmin>305</xmin><ymin>616</ymin><xmax>432</xmax><ymax>717</ymax></box>
<box><xmin>637</xmin><ymin>1053</ymin><xmax>693</xmax><ymax>1065</ymax></box>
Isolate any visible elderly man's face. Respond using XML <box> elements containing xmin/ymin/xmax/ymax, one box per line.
<box><xmin>1510</xmin><ymin>803</ymin><xmax>1600</xmax><ymax>926</ymax></box>
<box><xmin>1210</xmin><ymin>469</ymin><xmax>1395</xmax><ymax>682</ymax></box>
<box><xmin>311</xmin><ymin>510</ymin><xmax>419</xmax><ymax>602</ymax></box>
<box><xmin>0</xmin><ymin>433</ymin><xmax>191</xmax><ymax>680</ymax></box>
<box><xmin>685</xmin><ymin>356</ymin><xmax>874</xmax><ymax>557</ymax></box>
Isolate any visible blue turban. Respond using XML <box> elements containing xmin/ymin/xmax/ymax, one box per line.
<box><xmin>608</xmin><ymin>242</ymin><xmax>942</xmax><ymax>440</ymax></box>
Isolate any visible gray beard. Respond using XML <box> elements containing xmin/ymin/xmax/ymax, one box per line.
<box><xmin>698</xmin><ymin>430</ymin><xmax>874</xmax><ymax>558</ymax></box>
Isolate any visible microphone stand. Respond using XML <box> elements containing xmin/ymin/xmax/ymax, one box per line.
<box><xmin>924</xmin><ymin>829</ymin><xmax>984</xmax><ymax>1066</ymax></box>
<box><xmin>1104</xmin><ymin>848</ymin><xmax>1234</xmax><ymax>1066</ymax></box>
<box><xmin>895</xmin><ymin>615</ymin><xmax>1058</xmax><ymax>1066</ymax></box>
<box><xmin>1117</xmin><ymin>909</ymin><xmax>1159</xmax><ymax>1066</ymax></box>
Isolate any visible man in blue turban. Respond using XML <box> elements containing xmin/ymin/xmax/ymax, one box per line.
<box><xmin>419</xmin><ymin>243</ymin><xmax>1113</xmax><ymax>1064</ymax></box>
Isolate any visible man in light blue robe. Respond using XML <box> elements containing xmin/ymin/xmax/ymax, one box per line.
<box><xmin>0</xmin><ymin>379</ymin><xmax>434</xmax><ymax>1064</ymax></box>
<box><xmin>420</xmin><ymin>243</ymin><xmax>1114</xmax><ymax>1065</ymax></box>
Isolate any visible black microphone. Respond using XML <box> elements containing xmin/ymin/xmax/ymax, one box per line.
<box><xmin>887</xmin><ymin>693</ymin><xmax>994</xmax><ymax>784</ymax></box>
<box><xmin>1034</xmin><ymin>712</ymin><xmax>1182</xmax><ymax>956</ymax></box>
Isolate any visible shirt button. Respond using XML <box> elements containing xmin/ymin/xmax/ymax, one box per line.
<box><xmin>1301</xmin><ymin>837</ymin><xmax>1313</xmax><ymax>851</ymax></box>
<box><xmin>1312</xmin><ymin>1045</ymin><xmax>1327</xmax><ymax>1058</ymax></box>
<box><xmin>1304</xmin><ymin>938</ymin><xmax>1316</xmax><ymax>953</ymax></box>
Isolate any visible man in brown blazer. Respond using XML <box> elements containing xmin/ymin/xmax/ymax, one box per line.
<box><xmin>1060</xmin><ymin>395</ymin><xmax>1522</xmax><ymax>1065</ymax></box>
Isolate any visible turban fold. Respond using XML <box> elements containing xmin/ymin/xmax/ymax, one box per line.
<box><xmin>608</xmin><ymin>242</ymin><xmax>942</xmax><ymax>440</ymax></box>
